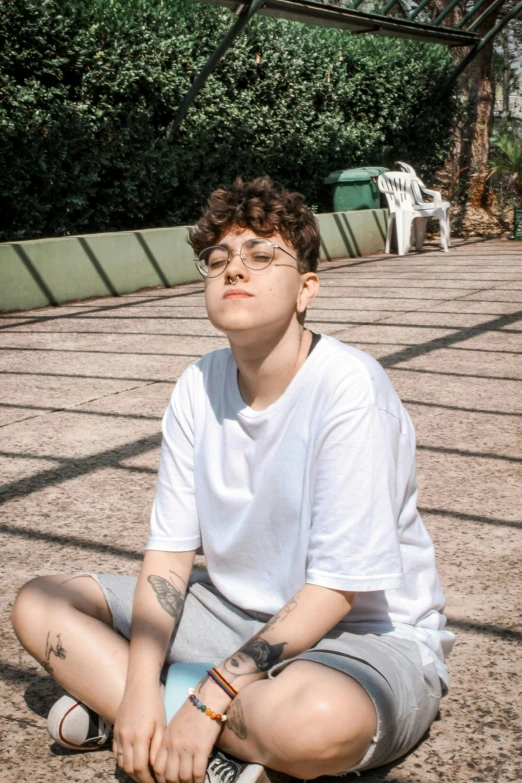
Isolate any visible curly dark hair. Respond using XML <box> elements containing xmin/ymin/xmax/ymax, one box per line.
<box><xmin>188</xmin><ymin>176</ymin><xmax>320</xmax><ymax>273</ymax></box>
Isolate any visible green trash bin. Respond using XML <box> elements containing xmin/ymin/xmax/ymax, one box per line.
<box><xmin>324</xmin><ymin>166</ymin><xmax>388</xmax><ymax>212</ymax></box>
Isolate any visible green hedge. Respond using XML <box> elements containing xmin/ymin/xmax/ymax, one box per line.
<box><xmin>0</xmin><ymin>0</ymin><xmax>457</xmax><ymax>241</ymax></box>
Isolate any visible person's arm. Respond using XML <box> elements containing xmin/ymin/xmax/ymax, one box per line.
<box><xmin>151</xmin><ymin>583</ymin><xmax>355</xmax><ymax>783</ymax></box>
<box><xmin>199</xmin><ymin>582</ymin><xmax>354</xmax><ymax>707</ymax></box>
<box><xmin>127</xmin><ymin>548</ymin><xmax>196</xmax><ymax>691</ymax></box>
<box><xmin>113</xmin><ymin>548</ymin><xmax>196</xmax><ymax>783</ymax></box>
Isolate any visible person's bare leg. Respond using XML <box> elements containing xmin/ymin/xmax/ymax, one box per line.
<box><xmin>11</xmin><ymin>574</ymin><xmax>130</xmax><ymax>724</ymax></box>
<box><xmin>218</xmin><ymin>660</ymin><xmax>377</xmax><ymax>779</ymax></box>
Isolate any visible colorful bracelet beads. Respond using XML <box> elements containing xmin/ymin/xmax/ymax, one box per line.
<box><xmin>187</xmin><ymin>688</ymin><xmax>227</xmax><ymax>723</ymax></box>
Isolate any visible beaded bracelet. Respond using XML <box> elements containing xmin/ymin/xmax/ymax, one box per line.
<box><xmin>207</xmin><ymin>668</ymin><xmax>238</xmax><ymax>700</ymax></box>
<box><xmin>187</xmin><ymin>688</ymin><xmax>227</xmax><ymax>723</ymax></box>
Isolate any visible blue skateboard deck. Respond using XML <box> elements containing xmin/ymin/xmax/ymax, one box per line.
<box><xmin>164</xmin><ymin>662</ymin><xmax>215</xmax><ymax>722</ymax></box>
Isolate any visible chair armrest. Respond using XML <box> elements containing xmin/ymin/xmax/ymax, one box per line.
<box><xmin>420</xmin><ymin>186</ymin><xmax>443</xmax><ymax>204</ymax></box>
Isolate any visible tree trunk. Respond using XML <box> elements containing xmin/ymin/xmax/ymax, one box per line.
<box><xmin>428</xmin><ymin>1</ymin><xmax>504</xmax><ymax>235</ymax></box>
<box><xmin>502</xmin><ymin>25</ymin><xmax>510</xmax><ymax>118</ymax></box>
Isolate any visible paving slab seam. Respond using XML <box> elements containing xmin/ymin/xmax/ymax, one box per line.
<box><xmin>401</xmin><ymin>399</ymin><xmax>522</xmax><ymax>417</ymax></box>
<box><xmin>389</xmin><ymin>366</ymin><xmax>522</xmax><ymax>383</ymax></box>
<box><xmin>0</xmin><ymin>401</ymin><xmax>162</xmax><ymax>422</ymax></box>
<box><xmin>0</xmin><ymin>377</ymin><xmax>173</xmax><ymax>431</ymax></box>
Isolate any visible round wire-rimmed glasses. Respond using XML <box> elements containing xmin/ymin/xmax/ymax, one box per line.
<box><xmin>194</xmin><ymin>238</ymin><xmax>299</xmax><ymax>279</ymax></box>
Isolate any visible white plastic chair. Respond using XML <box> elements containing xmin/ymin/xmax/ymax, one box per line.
<box><xmin>377</xmin><ymin>171</ymin><xmax>451</xmax><ymax>256</ymax></box>
<box><xmin>397</xmin><ymin>161</ymin><xmax>418</xmax><ymax>177</ymax></box>
<box><xmin>397</xmin><ymin>161</ymin><xmax>447</xmax><ymax>209</ymax></box>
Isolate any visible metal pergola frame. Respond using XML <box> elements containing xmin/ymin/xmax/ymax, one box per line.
<box><xmin>166</xmin><ymin>0</ymin><xmax>522</xmax><ymax>138</ymax></box>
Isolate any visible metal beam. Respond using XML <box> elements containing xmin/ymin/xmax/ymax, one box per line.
<box><xmin>196</xmin><ymin>0</ymin><xmax>479</xmax><ymax>45</ymax></box>
<box><xmin>408</xmin><ymin>0</ymin><xmax>434</xmax><ymax>22</ymax></box>
<box><xmin>433</xmin><ymin>0</ymin><xmax>463</xmax><ymax>25</ymax></box>
<box><xmin>469</xmin><ymin>0</ymin><xmax>507</xmax><ymax>31</ymax></box>
<box><xmin>166</xmin><ymin>0</ymin><xmax>265</xmax><ymax>139</ymax></box>
<box><xmin>379</xmin><ymin>0</ymin><xmax>408</xmax><ymax>17</ymax></box>
<box><xmin>456</xmin><ymin>0</ymin><xmax>491</xmax><ymax>29</ymax></box>
<box><xmin>443</xmin><ymin>0</ymin><xmax>522</xmax><ymax>89</ymax></box>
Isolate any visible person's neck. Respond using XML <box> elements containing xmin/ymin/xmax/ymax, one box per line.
<box><xmin>230</xmin><ymin>322</ymin><xmax>313</xmax><ymax>411</ymax></box>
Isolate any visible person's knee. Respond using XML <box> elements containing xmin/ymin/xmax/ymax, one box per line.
<box><xmin>12</xmin><ymin>574</ymin><xmax>111</xmax><ymax>647</ymax></box>
<box><xmin>269</xmin><ymin>694</ymin><xmax>368</xmax><ymax>763</ymax></box>
<box><xmin>247</xmin><ymin>670</ymin><xmax>376</xmax><ymax>777</ymax></box>
<box><xmin>11</xmin><ymin>576</ymin><xmax>54</xmax><ymax>645</ymax></box>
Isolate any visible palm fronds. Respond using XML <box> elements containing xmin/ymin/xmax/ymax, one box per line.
<box><xmin>489</xmin><ymin>126</ymin><xmax>522</xmax><ymax>199</ymax></box>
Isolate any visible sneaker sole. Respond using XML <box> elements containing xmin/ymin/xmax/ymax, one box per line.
<box><xmin>238</xmin><ymin>763</ymin><xmax>271</xmax><ymax>783</ymax></box>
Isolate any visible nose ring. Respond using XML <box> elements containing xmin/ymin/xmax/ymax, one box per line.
<box><xmin>229</xmin><ymin>275</ymin><xmax>241</xmax><ymax>286</ymax></box>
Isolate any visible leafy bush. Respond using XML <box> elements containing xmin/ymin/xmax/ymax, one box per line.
<box><xmin>0</xmin><ymin>0</ymin><xmax>457</xmax><ymax>241</ymax></box>
<box><xmin>489</xmin><ymin>122</ymin><xmax>522</xmax><ymax>200</ymax></box>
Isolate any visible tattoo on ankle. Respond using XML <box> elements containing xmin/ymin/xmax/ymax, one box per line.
<box><xmin>226</xmin><ymin>698</ymin><xmax>247</xmax><ymax>740</ymax></box>
<box><xmin>147</xmin><ymin>574</ymin><xmax>185</xmax><ymax>620</ymax></box>
<box><xmin>44</xmin><ymin>632</ymin><xmax>67</xmax><ymax>670</ymax></box>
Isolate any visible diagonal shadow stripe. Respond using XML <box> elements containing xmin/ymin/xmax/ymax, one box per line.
<box><xmin>379</xmin><ymin>308</ymin><xmax>522</xmax><ymax>368</ymax></box>
<box><xmin>416</xmin><ymin>444</ymin><xmax>522</xmax><ymax>464</ymax></box>
<box><xmin>419</xmin><ymin>507</ymin><xmax>521</xmax><ymax>529</ymax></box>
<box><xmin>0</xmin><ymin>433</ymin><xmax>161</xmax><ymax>506</ymax></box>
<box><xmin>134</xmin><ymin>232</ymin><xmax>171</xmax><ymax>287</ymax></box>
<box><xmin>0</xmin><ymin>523</ymin><xmax>143</xmax><ymax>560</ymax></box>
<box><xmin>445</xmin><ymin>617</ymin><xmax>522</xmax><ymax>643</ymax></box>
<box><xmin>12</xmin><ymin>245</ymin><xmax>58</xmax><ymax>306</ymax></box>
<box><xmin>78</xmin><ymin>237</ymin><xmax>119</xmax><ymax>297</ymax></box>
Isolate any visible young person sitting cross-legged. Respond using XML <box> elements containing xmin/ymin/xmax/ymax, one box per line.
<box><xmin>11</xmin><ymin>176</ymin><xmax>454</xmax><ymax>783</ymax></box>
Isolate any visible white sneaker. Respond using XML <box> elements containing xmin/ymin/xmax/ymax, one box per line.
<box><xmin>206</xmin><ymin>750</ymin><xmax>268</xmax><ymax>783</ymax></box>
<box><xmin>47</xmin><ymin>695</ymin><xmax>113</xmax><ymax>750</ymax></box>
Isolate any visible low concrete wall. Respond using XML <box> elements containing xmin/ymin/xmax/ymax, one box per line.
<box><xmin>317</xmin><ymin>209</ymin><xmax>387</xmax><ymax>262</ymax></box>
<box><xmin>0</xmin><ymin>209</ymin><xmax>387</xmax><ymax>312</ymax></box>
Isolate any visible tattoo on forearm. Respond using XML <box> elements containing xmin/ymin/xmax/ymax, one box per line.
<box><xmin>262</xmin><ymin>597</ymin><xmax>298</xmax><ymax>634</ymax></box>
<box><xmin>226</xmin><ymin>698</ymin><xmax>247</xmax><ymax>740</ymax></box>
<box><xmin>41</xmin><ymin>631</ymin><xmax>66</xmax><ymax>674</ymax></box>
<box><xmin>195</xmin><ymin>674</ymin><xmax>209</xmax><ymax>694</ymax></box>
<box><xmin>147</xmin><ymin>574</ymin><xmax>185</xmax><ymax>620</ymax></box>
<box><xmin>224</xmin><ymin>637</ymin><xmax>287</xmax><ymax>681</ymax></box>
<box><xmin>169</xmin><ymin>570</ymin><xmax>187</xmax><ymax>589</ymax></box>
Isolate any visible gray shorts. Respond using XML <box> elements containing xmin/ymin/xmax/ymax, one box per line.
<box><xmin>90</xmin><ymin>570</ymin><xmax>442</xmax><ymax>774</ymax></box>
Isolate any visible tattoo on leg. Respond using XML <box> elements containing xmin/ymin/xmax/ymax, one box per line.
<box><xmin>45</xmin><ymin>632</ymin><xmax>67</xmax><ymax>663</ymax></box>
<box><xmin>40</xmin><ymin>660</ymin><xmax>54</xmax><ymax>675</ymax></box>
<box><xmin>226</xmin><ymin>698</ymin><xmax>247</xmax><ymax>740</ymax></box>
<box><xmin>147</xmin><ymin>574</ymin><xmax>185</xmax><ymax>620</ymax></box>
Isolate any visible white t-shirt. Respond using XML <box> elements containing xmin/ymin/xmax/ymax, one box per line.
<box><xmin>148</xmin><ymin>334</ymin><xmax>455</xmax><ymax>687</ymax></box>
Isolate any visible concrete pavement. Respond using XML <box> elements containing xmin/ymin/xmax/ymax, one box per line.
<box><xmin>1</xmin><ymin>238</ymin><xmax>521</xmax><ymax>783</ymax></box>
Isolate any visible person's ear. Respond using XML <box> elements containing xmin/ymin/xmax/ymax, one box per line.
<box><xmin>297</xmin><ymin>272</ymin><xmax>320</xmax><ymax>316</ymax></box>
